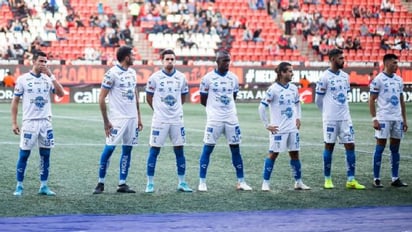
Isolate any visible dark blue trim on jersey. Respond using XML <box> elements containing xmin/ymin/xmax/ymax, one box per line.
<box><xmin>260</xmin><ymin>101</ymin><xmax>268</xmax><ymax>107</ymax></box>
<box><xmin>146</xmin><ymin>91</ymin><xmax>154</xmax><ymax>95</ymax></box>
<box><xmin>101</xmin><ymin>84</ymin><xmax>111</xmax><ymax>89</ymax></box>
<box><xmin>327</xmin><ymin>69</ymin><xmax>340</xmax><ymax>75</ymax></box>
<box><xmin>316</xmin><ymin>92</ymin><xmax>325</xmax><ymax>95</ymax></box>
<box><xmin>14</xmin><ymin>93</ymin><xmax>23</xmax><ymax>96</ymax></box>
<box><xmin>276</xmin><ymin>82</ymin><xmax>289</xmax><ymax>89</ymax></box>
<box><xmin>29</xmin><ymin>72</ymin><xmax>41</xmax><ymax>78</ymax></box>
<box><xmin>162</xmin><ymin>69</ymin><xmax>176</xmax><ymax>77</ymax></box>
<box><xmin>370</xmin><ymin>91</ymin><xmax>379</xmax><ymax>94</ymax></box>
<box><xmin>116</xmin><ymin>64</ymin><xmax>127</xmax><ymax>71</ymax></box>
<box><xmin>382</xmin><ymin>72</ymin><xmax>394</xmax><ymax>78</ymax></box>
<box><xmin>200</xmin><ymin>92</ymin><xmax>208</xmax><ymax>96</ymax></box>
<box><xmin>214</xmin><ymin>69</ymin><xmax>228</xmax><ymax>76</ymax></box>
<box><xmin>182</xmin><ymin>92</ymin><xmax>189</xmax><ymax>95</ymax></box>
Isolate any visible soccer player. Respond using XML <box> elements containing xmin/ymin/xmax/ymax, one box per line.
<box><xmin>315</xmin><ymin>48</ymin><xmax>365</xmax><ymax>190</ymax></box>
<box><xmin>198</xmin><ymin>50</ymin><xmax>252</xmax><ymax>192</ymax></box>
<box><xmin>11</xmin><ymin>51</ymin><xmax>65</xmax><ymax>196</ymax></box>
<box><xmin>369</xmin><ymin>54</ymin><xmax>408</xmax><ymax>188</ymax></box>
<box><xmin>258</xmin><ymin>62</ymin><xmax>311</xmax><ymax>191</ymax></box>
<box><xmin>93</xmin><ymin>46</ymin><xmax>143</xmax><ymax>194</ymax></box>
<box><xmin>144</xmin><ymin>49</ymin><xmax>192</xmax><ymax>193</ymax></box>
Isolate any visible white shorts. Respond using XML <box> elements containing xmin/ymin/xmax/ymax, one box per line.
<box><xmin>149</xmin><ymin>121</ymin><xmax>186</xmax><ymax>147</ymax></box>
<box><xmin>323</xmin><ymin>120</ymin><xmax>355</xmax><ymax>144</ymax></box>
<box><xmin>269</xmin><ymin>131</ymin><xmax>300</xmax><ymax>153</ymax></box>
<box><xmin>375</xmin><ymin>120</ymin><xmax>404</xmax><ymax>139</ymax></box>
<box><xmin>203</xmin><ymin>121</ymin><xmax>241</xmax><ymax>145</ymax></box>
<box><xmin>106</xmin><ymin>118</ymin><xmax>139</xmax><ymax>146</ymax></box>
<box><xmin>20</xmin><ymin>119</ymin><xmax>54</xmax><ymax>150</ymax></box>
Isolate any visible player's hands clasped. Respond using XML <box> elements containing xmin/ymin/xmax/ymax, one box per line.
<box><xmin>266</xmin><ymin>125</ymin><xmax>279</xmax><ymax>134</ymax></box>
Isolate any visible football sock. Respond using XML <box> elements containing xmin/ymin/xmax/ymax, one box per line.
<box><xmin>345</xmin><ymin>149</ymin><xmax>356</xmax><ymax>179</ymax></box>
<box><xmin>263</xmin><ymin>157</ymin><xmax>275</xmax><ymax>181</ymax></box>
<box><xmin>323</xmin><ymin>149</ymin><xmax>332</xmax><ymax>177</ymax></box>
<box><xmin>147</xmin><ymin>146</ymin><xmax>161</xmax><ymax>177</ymax></box>
<box><xmin>98</xmin><ymin>145</ymin><xmax>115</xmax><ymax>179</ymax></box>
<box><xmin>39</xmin><ymin>148</ymin><xmax>51</xmax><ymax>181</ymax></box>
<box><xmin>119</xmin><ymin>145</ymin><xmax>132</xmax><ymax>183</ymax></box>
<box><xmin>390</xmin><ymin>143</ymin><xmax>400</xmax><ymax>179</ymax></box>
<box><xmin>230</xmin><ymin>145</ymin><xmax>244</xmax><ymax>179</ymax></box>
<box><xmin>290</xmin><ymin>159</ymin><xmax>301</xmax><ymax>181</ymax></box>
<box><xmin>40</xmin><ymin>180</ymin><xmax>47</xmax><ymax>188</ymax></box>
<box><xmin>16</xmin><ymin>149</ymin><xmax>31</xmax><ymax>182</ymax></box>
<box><xmin>199</xmin><ymin>144</ymin><xmax>214</xmax><ymax>178</ymax></box>
<box><xmin>373</xmin><ymin>144</ymin><xmax>385</xmax><ymax>179</ymax></box>
<box><xmin>174</xmin><ymin>146</ymin><xmax>186</xmax><ymax>176</ymax></box>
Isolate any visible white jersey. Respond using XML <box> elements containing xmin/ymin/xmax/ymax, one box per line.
<box><xmin>316</xmin><ymin>69</ymin><xmax>351</xmax><ymax>121</ymax></box>
<box><xmin>369</xmin><ymin>72</ymin><xmax>403</xmax><ymax>121</ymax></box>
<box><xmin>260</xmin><ymin>82</ymin><xmax>300</xmax><ymax>133</ymax></box>
<box><xmin>200</xmin><ymin>70</ymin><xmax>239</xmax><ymax>123</ymax></box>
<box><xmin>101</xmin><ymin>64</ymin><xmax>137</xmax><ymax>119</ymax></box>
<box><xmin>14</xmin><ymin>72</ymin><xmax>54</xmax><ymax>121</ymax></box>
<box><xmin>145</xmin><ymin>69</ymin><xmax>188</xmax><ymax>122</ymax></box>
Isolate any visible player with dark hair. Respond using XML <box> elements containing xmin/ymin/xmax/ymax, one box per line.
<box><xmin>144</xmin><ymin>48</ymin><xmax>192</xmax><ymax>193</ymax></box>
<box><xmin>369</xmin><ymin>53</ymin><xmax>408</xmax><ymax>188</ymax></box>
<box><xmin>315</xmin><ymin>48</ymin><xmax>365</xmax><ymax>190</ymax></box>
<box><xmin>258</xmin><ymin>62</ymin><xmax>311</xmax><ymax>191</ymax></box>
<box><xmin>93</xmin><ymin>46</ymin><xmax>143</xmax><ymax>194</ymax></box>
<box><xmin>11</xmin><ymin>51</ymin><xmax>65</xmax><ymax>196</ymax></box>
<box><xmin>197</xmin><ymin>50</ymin><xmax>252</xmax><ymax>192</ymax></box>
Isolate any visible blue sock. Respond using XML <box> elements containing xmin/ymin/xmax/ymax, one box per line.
<box><xmin>230</xmin><ymin>145</ymin><xmax>244</xmax><ymax>179</ymax></box>
<box><xmin>174</xmin><ymin>147</ymin><xmax>186</xmax><ymax>176</ymax></box>
<box><xmin>290</xmin><ymin>159</ymin><xmax>301</xmax><ymax>181</ymax></box>
<box><xmin>39</xmin><ymin>148</ymin><xmax>51</xmax><ymax>181</ymax></box>
<box><xmin>119</xmin><ymin>145</ymin><xmax>132</xmax><ymax>182</ymax></box>
<box><xmin>373</xmin><ymin>144</ymin><xmax>385</xmax><ymax>179</ymax></box>
<box><xmin>390</xmin><ymin>144</ymin><xmax>400</xmax><ymax>178</ymax></box>
<box><xmin>147</xmin><ymin>147</ymin><xmax>160</xmax><ymax>177</ymax></box>
<box><xmin>16</xmin><ymin>149</ymin><xmax>31</xmax><ymax>182</ymax></box>
<box><xmin>98</xmin><ymin>145</ymin><xmax>116</xmax><ymax>179</ymax></box>
<box><xmin>346</xmin><ymin>149</ymin><xmax>356</xmax><ymax>178</ymax></box>
<box><xmin>323</xmin><ymin>149</ymin><xmax>332</xmax><ymax>177</ymax></box>
<box><xmin>199</xmin><ymin>145</ymin><xmax>214</xmax><ymax>179</ymax></box>
<box><xmin>262</xmin><ymin>157</ymin><xmax>274</xmax><ymax>181</ymax></box>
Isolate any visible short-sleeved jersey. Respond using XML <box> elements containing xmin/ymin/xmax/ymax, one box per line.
<box><xmin>369</xmin><ymin>72</ymin><xmax>403</xmax><ymax>121</ymax></box>
<box><xmin>101</xmin><ymin>65</ymin><xmax>137</xmax><ymax>119</ymax></box>
<box><xmin>260</xmin><ymin>82</ymin><xmax>300</xmax><ymax>133</ymax></box>
<box><xmin>200</xmin><ymin>70</ymin><xmax>239</xmax><ymax>123</ymax></box>
<box><xmin>316</xmin><ymin>69</ymin><xmax>351</xmax><ymax>121</ymax></box>
<box><xmin>14</xmin><ymin>72</ymin><xmax>54</xmax><ymax>121</ymax></box>
<box><xmin>145</xmin><ymin>69</ymin><xmax>188</xmax><ymax>122</ymax></box>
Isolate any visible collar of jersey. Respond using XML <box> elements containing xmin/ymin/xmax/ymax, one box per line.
<box><xmin>276</xmin><ymin>82</ymin><xmax>289</xmax><ymax>89</ymax></box>
<box><xmin>162</xmin><ymin>69</ymin><xmax>176</xmax><ymax>77</ymax></box>
<box><xmin>327</xmin><ymin>69</ymin><xmax>340</xmax><ymax>76</ymax></box>
<box><xmin>30</xmin><ymin>72</ymin><xmax>41</xmax><ymax>78</ymax></box>
<box><xmin>214</xmin><ymin>69</ymin><xmax>227</xmax><ymax>76</ymax></box>
<box><xmin>382</xmin><ymin>72</ymin><xmax>394</xmax><ymax>78</ymax></box>
<box><xmin>116</xmin><ymin>64</ymin><xmax>128</xmax><ymax>71</ymax></box>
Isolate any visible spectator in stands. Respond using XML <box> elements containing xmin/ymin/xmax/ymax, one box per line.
<box><xmin>55</xmin><ymin>25</ymin><xmax>68</xmax><ymax>41</ymax></box>
<box><xmin>288</xmin><ymin>35</ymin><xmax>298</xmax><ymax>49</ymax></box>
<box><xmin>120</xmin><ymin>24</ymin><xmax>134</xmax><ymax>46</ymax></box>
<box><xmin>393</xmin><ymin>36</ymin><xmax>410</xmax><ymax>50</ymax></box>
<box><xmin>252</xmin><ymin>28</ymin><xmax>264</xmax><ymax>42</ymax></box>
<box><xmin>398</xmin><ymin>25</ymin><xmax>407</xmax><ymax>37</ymax></box>
<box><xmin>341</xmin><ymin>17</ymin><xmax>350</xmax><ymax>33</ymax></box>
<box><xmin>243</xmin><ymin>26</ymin><xmax>253</xmax><ymax>41</ymax></box>
<box><xmin>353</xmin><ymin>37</ymin><xmax>362</xmax><ymax>50</ymax></box>
<box><xmin>352</xmin><ymin>5</ymin><xmax>361</xmax><ymax>18</ymax></box>
<box><xmin>344</xmin><ymin>36</ymin><xmax>354</xmax><ymax>50</ymax></box>
<box><xmin>3</xmin><ymin>71</ymin><xmax>16</xmax><ymax>87</ymax></box>
<box><xmin>11</xmin><ymin>19</ymin><xmax>23</xmax><ymax>32</ymax></box>
<box><xmin>380</xmin><ymin>36</ymin><xmax>391</xmax><ymax>50</ymax></box>
<box><xmin>89</xmin><ymin>14</ymin><xmax>99</xmax><ymax>27</ymax></box>
<box><xmin>335</xmin><ymin>34</ymin><xmax>345</xmax><ymax>49</ymax></box>
<box><xmin>129</xmin><ymin>0</ymin><xmax>141</xmax><ymax>26</ymax></box>
<box><xmin>278</xmin><ymin>35</ymin><xmax>289</xmax><ymax>49</ymax></box>
<box><xmin>74</xmin><ymin>13</ymin><xmax>85</xmax><ymax>28</ymax></box>
<box><xmin>376</xmin><ymin>25</ymin><xmax>385</xmax><ymax>37</ymax></box>
<box><xmin>267</xmin><ymin>0</ymin><xmax>278</xmax><ymax>19</ymax></box>
<box><xmin>381</xmin><ymin>0</ymin><xmax>395</xmax><ymax>12</ymax></box>
<box><xmin>326</xmin><ymin>0</ymin><xmax>340</xmax><ymax>5</ymax></box>
<box><xmin>360</xmin><ymin>23</ymin><xmax>370</xmax><ymax>36</ymax></box>
<box><xmin>265</xmin><ymin>41</ymin><xmax>280</xmax><ymax>56</ymax></box>
<box><xmin>319</xmin><ymin>41</ymin><xmax>329</xmax><ymax>60</ymax></box>
<box><xmin>311</xmin><ymin>33</ymin><xmax>321</xmax><ymax>52</ymax></box>
<box><xmin>44</xmin><ymin>19</ymin><xmax>56</xmax><ymax>35</ymax></box>
<box><xmin>97</xmin><ymin>1</ymin><xmax>104</xmax><ymax>15</ymax></box>
<box><xmin>383</xmin><ymin>23</ymin><xmax>391</xmax><ymax>36</ymax></box>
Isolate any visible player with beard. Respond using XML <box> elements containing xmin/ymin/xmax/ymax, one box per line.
<box><xmin>93</xmin><ymin>46</ymin><xmax>143</xmax><ymax>194</ymax></box>
<box><xmin>315</xmin><ymin>49</ymin><xmax>365</xmax><ymax>190</ymax></box>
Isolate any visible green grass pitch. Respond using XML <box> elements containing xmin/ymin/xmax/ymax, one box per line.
<box><xmin>0</xmin><ymin>102</ymin><xmax>411</xmax><ymax>217</ymax></box>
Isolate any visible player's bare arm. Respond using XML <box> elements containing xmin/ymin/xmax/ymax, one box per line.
<box><xmin>99</xmin><ymin>87</ymin><xmax>112</xmax><ymax>137</ymax></box>
<box><xmin>11</xmin><ymin>96</ymin><xmax>20</xmax><ymax>135</ymax></box>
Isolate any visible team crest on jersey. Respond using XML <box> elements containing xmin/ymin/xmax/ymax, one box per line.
<box><xmin>162</xmin><ymin>95</ymin><xmax>177</xmax><ymax>106</ymax></box>
<box><xmin>336</xmin><ymin>93</ymin><xmax>346</xmax><ymax>104</ymax></box>
<box><xmin>282</xmin><ymin>107</ymin><xmax>293</xmax><ymax>118</ymax></box>
<box><xmin>390</xmin><ymin>95</ymin><xmax>399</xmax><ymax>106</ymax></box>
<box><xmin>219</xmin><ymin>95</ymin><xmax>230</xmax><ymax>105</ymax></box>
<box><xmin>32</xmin><ymin>96</ymin><xmax>47</xmax><ymax>108</ymax></box>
